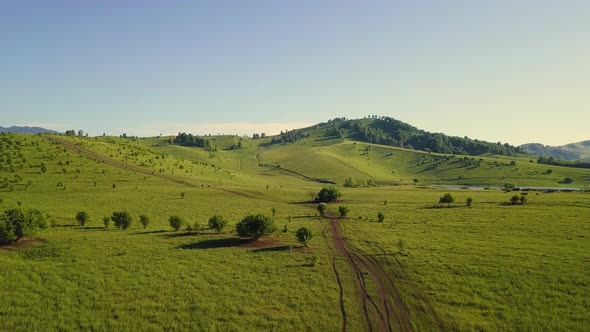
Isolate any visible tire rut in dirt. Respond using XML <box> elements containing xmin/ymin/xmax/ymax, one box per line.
<box><xmin>331</xmin><ymin>218</ymin><xmax>413</xmax><ymax>332</ymax></box>
<box><xmin>346</xmin><ymin>243</ymin><xmax>413</xmax><ymax>332</ymax></box>
<box><xmin>322</xmin><ymin>225</ymin><xmax>347</xmax><ymax>332</ymax></box>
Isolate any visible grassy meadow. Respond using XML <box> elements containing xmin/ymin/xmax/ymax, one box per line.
<box><xmin>1</xmin><ymin>131</ymin><xmax>589</xmax><ymax>331</ymax></box>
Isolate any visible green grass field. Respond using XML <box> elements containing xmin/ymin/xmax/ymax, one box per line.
<box><xmin>1</xmin><ymin>132</ymin><xmax>589</xmax><ymax>331</ymax></box>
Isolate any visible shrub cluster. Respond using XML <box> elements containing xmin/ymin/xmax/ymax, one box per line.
<box><xmin>0</xmin><ymin>208</ymin><xmax>47</xmax><ymax>242</ymax></box>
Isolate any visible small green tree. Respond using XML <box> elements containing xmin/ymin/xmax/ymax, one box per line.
<box><xmin>562</xmin><ymin>177</ymin><xmax>573</xmax><ymax>184</ymax></box>
<box><xmin>510</xmin><ymin>195</ymin><xmax>521</xmax><ymax>205</ymax></box>
<box><xmin>439</xmin><ymin>193</ymin><xmax>455</xmax><ymax>207</ymax></box>
<box><xmin>180</xmin><ymin>192</ymin><xmax>185</xmax><ymax>199</ymax></box>
<box><xmin>208</xmin><ymin>215</ymin><xmax>227</xmax><ymax>233</ymax></box>
<box><xmin>236</xmin><ymin>214</ymin><xmax>276</xmax><ymax>239</ymax></box>
<box><xmin>169</xmin><ymin>215</ymin><xmax>184</xmax><ymax>231</ymax></box>
<box><xmin>103</xmin><ymin>216</ymin><xmax>110</xmax><ymax>228</ymax></box>
<box><xmin>271</xmin><ymin>207</ymin><xmax>277</xmax><ymax>217</ymax></box>
<box><xmin>344</xmin><ymin>177</ymin><xmax>357</xmax><ymax>188</ymax></box>
<box><xmin>338</xmin><ymin>206</ymin><xmax>350</xmax><ymax>218</ymax></box>
<box><xmin>111</xmin><ymin>211</ymin><xmax>132</xmax><ymax>230</ymax></box>
<box><xmin>466</xmin><ymin>197</ymin><xmax>473</xmax><ymax>208</ymax></box>
<box><xmin>139</xmin><ymin>214</ymin><xmax>150</xmax><ymax>229</ymax></box>
<box><xmin>0</xmin><ymin>208</ymin><xmax>47</xmax><ymax>242</ymax></box>
<box><xmin>40</xmin><ymin>163</ymin><xmax>47</xmax><ymax>174</ymax></box>
<box><xmin>519</xmin><ymin>195</ymin><xmax>527</xmax><ymax>205</ymax></box>
<box><xmin>377</xmin><ymin>212</ymin><xmax>385</xmax><ymax>223</ymax></box>
<box><xmin>295</xmin><ymin>227</ymin><xmax>313</xmax><ymax>246</ymax></box>
<box><xmin>317</xmin><ymin>203</ymin><xmax>327</xmax><ymax>217</ymax></box>
<box><xmin>317</xmin><ymin>187</ymin><xmax>341</xmax><ymax>202</ymax></box>
<box><xmin>75</xmin><ymin>211</ymin><xmax>89</xmax><ymax>226</ymax></box>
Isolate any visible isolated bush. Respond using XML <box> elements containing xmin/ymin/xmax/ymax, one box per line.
<box><xmin>103</xmin><ymin>216</ymin><xmax>110</xmax><ymax>228</ymax></box>
<box><xmin>305</xmin><ymin>253</ymin><xmax>320</xmax><ymax>266</ymax></box>
<box><xmin>295</xmin><ymin>227</ymin><xmax>313</xmax><ymax>246</ymax></box>
<box><xmin>338</xmin><ymin>206</ymin><xmax>350</xmax><ymax>218</ymax></box>
<box><xmin>466</xmin><ymin>197</ymin><xmax>473</xmax><ymax>208</ymax></box>
<box><xmin>236</xmin><ymin>214</ymin><xmax>276</xmax><ymax>239</ymax></box>
<box><xmin>169</xmin><ymin>215</ymin><xmax>184</xmax><ymax>231</ymax></box>
<box><xmin>503</xmin><ymin>183</ymin><xmax>515</xmax><ymax>191</ymax></box>
<box><xmin>510</xmin><ymin>195</ymin><xmax>521</xmax><ymax>205</ymax></box>
<box><xmin>208</xmin><ymin>215</ymin><xmax>227</xmax><ymax>233</ymax></box>
<box><xmin>271</xmin><ymin>207</ymin><xmax>277</xmax><ymax>217</ymax></box>
<box><xmin>180</xmin><ymin>192</ymin><xmax>185</xmax><ymax>199</ymax></box>
<box><xmin>139</xmin><ymin>214</ymin><xmax>150</xmax><ymax>229</ymax></box>
<box><xmin>344</xmin><ymin>177</ymin><xmax>357</xmax><ymax>188</ymax></box>
<box><xmin>111</xmin><ymin>211</ymin><xmax>132</xmax><ymax>230</ymax></box>
<box><xmin>75</xmin><ymin>211</ymin><xmax>89</xmax><ymax>226</ymax></box>
<box><xmin>377</xmin><ymin>212</ymin><xmax>385</xmax><ymax>223</ymax></box>
<box><xmin>317</xmin><ymin>203</ymin><xmax>327</xmax><ymax>217</ymax></box>
<box><xmin>439</xmin><ymin>193</ymin><xmax>455</xmax><ymax>206</ymax></box>
<box><xmin>317</xmin><ymin>187</ymin><xmax>341</xmax><ymax>203</ymax></box>
<box><xmin>0</xmin><ymin>208</ymin><xmax>47</xmax><ymax>242</ymax></box>
<box><xmin>561</xmin><ymin>177</ymin><xmax>573</xmax><ymax>184</ymax></box>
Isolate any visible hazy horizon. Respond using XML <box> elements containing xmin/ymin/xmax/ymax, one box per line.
<box><xmin>1</xmin><ymin>1</ymin><xmax>589</xmax><ymax>145</ymax></box>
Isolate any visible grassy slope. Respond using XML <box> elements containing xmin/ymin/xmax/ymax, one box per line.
<box><xmin>138</xmin><ymin>134</ymin><xmax>590</xmax><ymax>189</ymax></box>
<box><xmin>1</xmin><ymin>132</ymin><xmax>589</xmax><ymax>330</ymax></box>
<box><xmin>562</xmin><ymin>140</ymin><xmax>590</xmax><ymax>161</ymax></box>
<box><xmin>0</xmin><ymin>133</ymin><xmax>363</xmax><ymax>331</ymax></box>
<box><xmin>337</xmin><ymin>188</ymin><xmax>590</xmax><ymax>331</ymax></box>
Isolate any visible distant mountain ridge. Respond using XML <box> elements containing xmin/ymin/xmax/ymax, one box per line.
<box><xmin>0</xmin><ymin>126</ymin><xmax>60</xmax><ymax>134</ymax></box>
<box><xmin>520</xmin><ymin>140</ymin><xmax>590</xmax><ymax>161</ymax></box>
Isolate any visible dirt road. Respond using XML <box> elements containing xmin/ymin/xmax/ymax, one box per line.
<box><xmin>329</xmin><ymin>218</ymin><xmax>413</xmax><ymax>332</ymax></box>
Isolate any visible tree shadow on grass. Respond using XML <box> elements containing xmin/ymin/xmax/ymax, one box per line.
<box><xmin>81</xmin><ymin>226</ymin><xmax>108</xmax><ymax>230</ymax></box>
<box><xmin>423</xmin><ymin>205</ymin><xmax>464</xmax><ymax>209</ymax></box>
<box><xmin>178</xmin><ymin>237</ymin><xmax>252</xmax><ymax>250</ymax></box>
<box><xmin>129</xmin><ymin>230</ymin><xmax>167</xmax><ymax>235</ymax></box>
<box><xmin>162</xmin><ymin>232</ymin><xmax>198</xmax><ymax>238</ymax></box>
<box><xmin>251</xmin><ymin>245</ymin><xmax>291</xmax><ymax>253</ymax></box>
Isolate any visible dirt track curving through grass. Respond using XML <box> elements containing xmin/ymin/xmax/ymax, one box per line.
<box><xmin>48</xmin><ymin>136</ymin><xmax>284</xmax><ymax>203</ymax></box>
<box><xmin>48</xmin><ymin>136</ymin><xmax>200</xmax><ymax>187</ymax></box>
<box><xmin>330</xmin><ymin>218</ymin><xmax>413</xmax><ymax>332</ymax></box>
<box><xmin>322</xmin><ymin>225</ymin><xmax>348</xmax><ymax>332</ymax></box>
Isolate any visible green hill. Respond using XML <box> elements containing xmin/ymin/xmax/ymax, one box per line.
<box><xmin>562</xmin><ymin>140</ymin><xmax>590</xmax><ymax>161</ymax></box>
<box><xmin>1</xmin><ymin>129</ymin><xmax>589</xmax><ymax>331</ymax></box>
<box><xmin>132</xmin><ymin>120</ymin><xmax>590</xmax><ymax>189</ymax></box>
<box><xmin>520</xmin><ymin>140</ymin><xmax>590</xmax><ymax>161</ymax></box>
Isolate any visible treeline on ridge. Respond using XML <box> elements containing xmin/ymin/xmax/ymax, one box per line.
<box><xmin>173</xmin><ymin>132</ymin><xmax>211</xmax><ymax>149</ymax></box>
<box><xmin>537</xmin><ymin>155</ymin><xmax>590</xmax><ymax>169</ymax></box>
<box><xmin>329</xmin><ymin>117</ymin><xmax>521</xmax><ymax>156</ymax></box>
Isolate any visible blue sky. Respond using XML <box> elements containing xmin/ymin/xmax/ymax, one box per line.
<box><xmin>1</xmin><ymin>1</ymin><xmax>588</xmax><ymax>145</ymax></box>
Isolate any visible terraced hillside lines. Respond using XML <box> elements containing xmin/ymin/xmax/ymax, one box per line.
<box><xmin>47</xmin><ymin>136</ymin><xmax>199</xmax><ymax>188</ymax></box>
<box><xmin>330</xmin><ymin>219</ymin><xmax>413</xmax><ymax>332</ymax></box>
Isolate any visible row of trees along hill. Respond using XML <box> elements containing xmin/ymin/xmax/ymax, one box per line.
<box><xmin>537</xmin><ymin>155</ymin><xmax>590</xmax><ymax>169</ymax></box>
<box><xmin>324</xmin><ymin>117</ymin><xmax>521</xmax><ymax>156</ymax></box>
<box><xmin>270</xmin><ymin>129</ymin><xmax>308</xmax><ymax>144</ymax></box>
<box><xmin>173</xmin><ymin>132</ymin><xmax>211</xmax><ymax>149</ymax></box>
